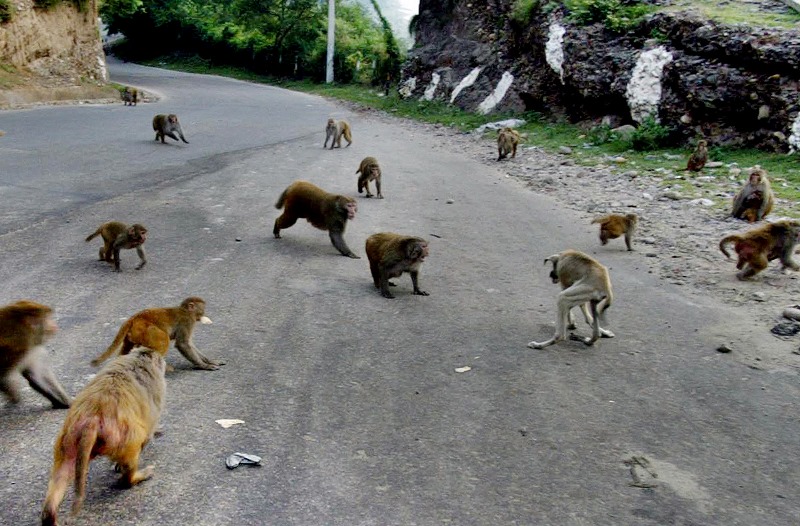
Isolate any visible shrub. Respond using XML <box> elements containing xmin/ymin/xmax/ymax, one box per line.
<box><xmin>564</xmin><ymin>0</ymin><xmax>653</xmax><ymax>32</ymax></box>
<box><xmin>0</xmin><ymin>0</ymin><xmax>13</xmax><ymax>23</ymax></box>
<box><xmin>630</xmin><ymin>116</ymin><xmax>671</xmax><ymax>151</ymax></box>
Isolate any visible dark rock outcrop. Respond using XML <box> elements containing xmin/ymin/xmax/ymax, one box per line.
<box><xmin>401</xmin><ymin>1</ymin><xmax>800</xmax><ymax>151</ymax></box>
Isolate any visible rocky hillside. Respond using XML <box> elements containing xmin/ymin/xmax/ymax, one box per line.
<box><xmin>401</xmin><ymin>0</ymin><xmax>800</xmax><ymax>152</ymax></box>
<box><xmin>0</xmin><ymin>0</ymin><xmax>110</xmax><ymax>107</ymax></box>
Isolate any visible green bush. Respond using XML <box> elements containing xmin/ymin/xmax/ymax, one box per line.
<box><xmin>0</xmin><ymin>0</ymin><xmax>13</xmax><ymax>23</ymax></box>
<box><xmin>564</xmin><ymin>0</ymin><xmax>653</xmax><ymax>32</ymax></box>
<box><xmin>630</xmin><ymin>116</ymin><xmax>671</xmax><ymax>151</ymax></box>
<box><xmin>511</xmin><ymin>0</ymin><xmax>541</xmax><ymax>23</ymax></box>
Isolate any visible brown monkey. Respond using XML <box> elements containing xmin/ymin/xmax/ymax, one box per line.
<box><xmin>323</xmin><ymin>118</ymin><xmax>352</xmax><ymax>149</ymax></box>
<box><xmin>356</xmin><ymin>156</ymin><xmax>383</xmax><ymax>198</ymax></box>
<box><xmin>273</xmin><ymin>180</ymin><xmax>360</xmax><ymax>258</ymax></box>
<box><xmin>497</xmin><ymin>127</ymin><xmax>520</xmax><ymax>161</ymax></box>
<box><xmin>85</xmin><ymin>221</ymin><xmax>147</xmax><ymax>272</ymax></box>
<box><xmin>41</xmin><ymin>348</ymin><xmax>166</xmax><ymax>526</ymax></box>
<box><xmin>719</xmin><ymin>220</ymin><xmax>800</xmax><ymax>280</ymax></box>
<box><xmin>152</xmin><ymin>114</ymin><xmax>189</xmax><ymax>144</ymax></box>
<box><xmin>528</xmin><ymin>250</ymin><xmax>614</xmax><ymax>349</ymax></box>
<box><xmin>732</xmin><ymin>167</ymin><xmax>774</xmax><ymax>223</ymax></box>
<box><xmin>90</xmin><ymin>297</ymin><xmax>221</xmax><ymax>371</ymax></box>
<box><xmin>684</xmin><ymin>139</ymin><xmax>708</xmax><ymax>172</ymax></box>
<box><xmin>121</xmin><ymin>87</ymin><xmax>138</xmax><ymax>106</ymax></box>
<box><xmin>591</xmin><ymin>213</ymin><xmax>638</xmax><ymax>251</ymax></box>
<box><xmin>0</xmin><ymin>301</ymin><xmax>70</xmax><ymax>409</ymax></box>
<box><xmin>365</xmin><ymin>233</ymin><xmax>429</xmax><ymax>299</ymax></box>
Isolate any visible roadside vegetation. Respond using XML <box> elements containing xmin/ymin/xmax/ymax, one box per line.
<box><xmin>140</xmin><ymin>55</ymin><xmax>800</xmax><ymax>217</ymax></box>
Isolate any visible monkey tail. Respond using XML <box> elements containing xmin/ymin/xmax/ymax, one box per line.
<box><xmin>590</xmin><ymin>216</ymin><xmax>607</xmax><ymax>225</ymax></box>
<box><xmin>71</xmin><ymin>420</ymin><xmax>99</xmax><ymax>517</ymax></box>
<box><xmin>275</xmin><ymin>188</ymin><xmax>289</xmax><ymax>209</ymax></box>
<box><xmin>719</xmin><ymin>235</ymin><xmax>740</xmax><ymax>258</ymax></box>
<box><xmin>85</xmin><ymin>229</ymin><xmax>102</xmax><ymax>242</ymax></box>
<box><xmin>41</xmin><ymin>459</ymin><xmax>71</xmax><ymax>526</ymax></box>
<box><xmin>91</xmin><ymin>321</ymin><xmax>129</xmax><ymax>366</ymax></box>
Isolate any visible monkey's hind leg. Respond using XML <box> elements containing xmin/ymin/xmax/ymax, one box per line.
<box><xmin>569</xmin><ymin>299</ymin><xmax>602</xmax><ymax>346</ymax></box>
<box><xmin>273</xmin><ymin>214</ymin><xmax>298</xmax><ymax>239</ymax></box>
<box><xmin>115</xmin><ymin>445</ymin><xmax>155</xmax><ymax>487</ymax></box>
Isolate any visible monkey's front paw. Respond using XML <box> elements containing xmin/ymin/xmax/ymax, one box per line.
<box><xmin>90</xmin><ymin>359</ymin><xmax>102</xmax><ymax>367</ymax></box>
<box><xmin>527</xmin><ymin>341</ymin><xmax>544</xmax><ymax>349</ymax></box>
<box><xmin>413</xmin><ymin>290</ymin><xmax>429</xmax><ymax>296</ymax></box>
<box><xmin>377</xmin><ymin>195</ymin><xmax>384</xmax><ymax>199</ymax></box>
<box><xmin>347</xmin><ymin>253</ymin><xmax>361</xmax><ymax>259</ymax></box>
<box><xmin>381</xmin><ymin>291</ymin><xmax>395</xmax><ymax>299</ymax></box>
<box><xmin>600</xmin><ymin>329</ymin><xmax>615</xmax><ymax>338</ymax></box>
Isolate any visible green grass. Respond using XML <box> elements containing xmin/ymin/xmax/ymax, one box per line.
<box><xmin>664</xmin><ymin>0</ymin><xmax>800</xmax><ymax>29</ymax></box>
<box><xmin>142</xmin><ymin>55</ymin><xmax>800</xmax><ymax>216</ymax></box>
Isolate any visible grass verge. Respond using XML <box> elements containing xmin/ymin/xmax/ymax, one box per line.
<box><xmin>142</xmin><ymin>54</ymin><xmax>800</xmax><ymax>216</ymax></box>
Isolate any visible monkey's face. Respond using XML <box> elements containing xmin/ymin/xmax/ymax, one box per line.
<box><xmin>167</xmin><ymin>115</ymin><xmax>178</xmax><ymax>125</ymax></box>
<box><xmin>369</xmin><ymin>167</ymin><xmax>380</xmax><ymax>178</ymax></box>
<box><xmin>345</xmin><ymin>201</ymin><xmax>357</xmax><ymax>220</ymax></box>
<box><xmin>549</xmin><ymin>271</ymin><xmax>559</xmax><ymax>284</ymax></box>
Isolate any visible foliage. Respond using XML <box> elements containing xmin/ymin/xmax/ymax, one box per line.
<box><xmin>564</xmin><ymin>0</ymin><xmax>654</xmax><ymax>32</ymax></box>
<box><xmin>629</xmin><ymin>116</ymin><xmax>671</xmax><ymax>151</ymax></box>
<box><xmin>511</xmin><ymin>0</ymin><xmax>540</xmax><ymax>23</ymax></box>
<box><xmin>0</xmin><ymin>0</ymin><xmax>12</xmax><ymax>23</ymax></box>
<box><xmin>102</xmin><ymin>0</ymin><xmax>393</xmax><ymax>82</ymax></box>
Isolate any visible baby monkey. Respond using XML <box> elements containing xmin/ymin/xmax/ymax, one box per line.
<box><xmin>85</xmin><ymin>221</ymin><xmax>147</xmax><ymax>271</ymax></box>
<box><xmin>497</xmin><ymin>127</ymin><xmax>520</xmax><ymax>161</ymax></box>
<box><xmin>591</xmin><ymin>213</ymin><xmax>638</xmax><ymax>251</ymax></box>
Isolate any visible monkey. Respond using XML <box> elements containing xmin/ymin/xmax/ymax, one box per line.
<box><xmin>90</xmin><ymin>297</ymin><xmax>221</xmax><ymax>371</ymax></box>
<box><xmin>0</xmin><ymin>301</ymin><xmax>70</xmax><ymax>409</ymax></box>
<box><xmin>41</xmin><ymin>348</ymin><xmax>166</xmax><ymax>526</ymax></box>
<box><xmin>591</xmin><ymin>213</ymin><xmax>638</xmax><ymax>251</ymax></box>
<box><xmin>121</xmin><ymin>87</ymin><xmax>138</xmax><ymax>106</ymax></box>
<box><xmin>323</xmin><ymin>118</ymin><xmax>352</xmax><ymax>149</ymax></box>
<box><xmin>273</xmin><ymin>180</ymin><xmax>360</xmax><ymax>258</ymax></box>
<box><xmin>356</xmin><ymin>156</ymin><xmax>383</xmax><ymax>199</ymax></box>
<box><xmin>731</xmin><ymin>167</ymin><xmax>774</xmax><ymax>223</ymax></box>
<box><xmin>152</xmin><ymin>114</ymin><xmax>188</xmax><ymax>144</ymax></box>
<box><xmin>85</xmin><ymin>221</ymin><xmax>147</xmax><ymax>272</ymax></box>
<box><xmin>365</xmin><ymin>233</ymin><xmax>429</xmax><ymax>299</ymax></box>
<box><xmin>719</xmin><ymin>220</ymin><xmax>800</xmax><ymax>280</ymax></box>
<box><xmin>528</xmin><ymin>249</ymin><xmax>614</xmax><ymax>349</ymax></box>
<box><xmin>684</xmin><ymin>139</ymin><xmax>708</xmax><ymax>172</ymax></box>
<box><xmin>497</xmin><ymin>127</ymin><xmax>521</xmax><ymax>161</ymax></box>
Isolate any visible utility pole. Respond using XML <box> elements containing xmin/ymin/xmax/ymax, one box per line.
<box><xmin>326</xmin><ymin>0</ymin><xmax>335</xmax><ymax>83</ymax></box>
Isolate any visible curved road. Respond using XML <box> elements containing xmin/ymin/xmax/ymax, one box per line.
<box><xmin>0</xmin><ymin>58</ymin><xmax>798</xmax><ymax>525</ymax></box>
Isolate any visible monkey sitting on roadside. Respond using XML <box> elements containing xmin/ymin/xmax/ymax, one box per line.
<box><xmin>719</xmin><ymin>219</ymin><xmax>800</xmax><ymax>280</ymax></box>
<box><xmin>0</xmin><ymin>301</ymin><xmax>70</xmax><ymax>409</ymax></box>
<box><xmin>323</xmin><ymin>118</ymin><xmax>352</xmax><ymax>149</ymax></box>
<box><xmin>152</xmin><ymin>114</ymin><xmax>189</xmax><ymax>144</ymax></box>
<box><xmin>274</xmin><ymin>180</ymin><xmax>360</xmax><ymax>258</ymax></box>
<box><xmin>41</xmin><ymin>349</ymin><xmax>166</xmax><ymax>526</ymax></box>
<box><xmin>591</xmin><ymin>213</ymin><xmax>638</xmax><ymax>251</ymax></box>
<box><xmin>365</xmin><ymin>233</ymin><xmax>429</xmax><ymax>299</ymax></box>
<box><xmin>684</xmin><ymin>139</ymin><xmax>708</xmax><ymax>172</ymax></box>
<box><xmin>356</xmin><ymin>156</ymin><xmax>383</xmax><ymax>198</ymax></box>
<box><xmin>528</xmin><ymin>249</ymin><xmax>614</xmax><ymax>349</ymax></box>
<box><xmin>85</xmin><ymin>221</ymin><xmax>147</xmax><ymax>272</ymax></box>
<box><xmin>121</xmin><ymin>87</ymin><xmax>138</xmax><ymax>106</ymax></box>
<box><xmin>732</xmin><ymin>167</ymin><xmax>774</xmax><ymax>223</ymax></box>
<box><xmin>497</xmin><ymin>127</ymin><xmax>521</xmax><ymax>161</ymax></box>
<box><xmin>90</xmin><ymin>296</ymin><xmax>221</xmax><ymax>371</ymax></box>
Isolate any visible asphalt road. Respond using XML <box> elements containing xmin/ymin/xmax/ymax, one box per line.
<box><xmin>0</xmin><ymin>58</ymin><xmax>798</xmax><ymax>526</ymax></box>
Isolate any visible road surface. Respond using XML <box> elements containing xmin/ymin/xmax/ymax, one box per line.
<box><xmin>0</xmin><ymin>57</ymin><xmax>798</xmax><ymax>525</ymax></box>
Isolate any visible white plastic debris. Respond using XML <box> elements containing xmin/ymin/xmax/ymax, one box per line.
<box><xmin>454</xmin><ymin>366</ymin><xmax>472</xmax><ymax>373</ymax></box>
<box><xmin>215</xmin><ymin>419</ymin><xmax>245</xmax><ymax>428</ymax></box>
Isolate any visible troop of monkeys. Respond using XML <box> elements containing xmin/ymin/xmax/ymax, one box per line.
<box><xmin>1</xmin><ymin>115</ymin><xmax>433</xmax><ymax>525</ymax></box>
<box><xmin>1</xmin><ymin>110</ymin><xmax>795</xmax><ymax>524</ymax></box>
